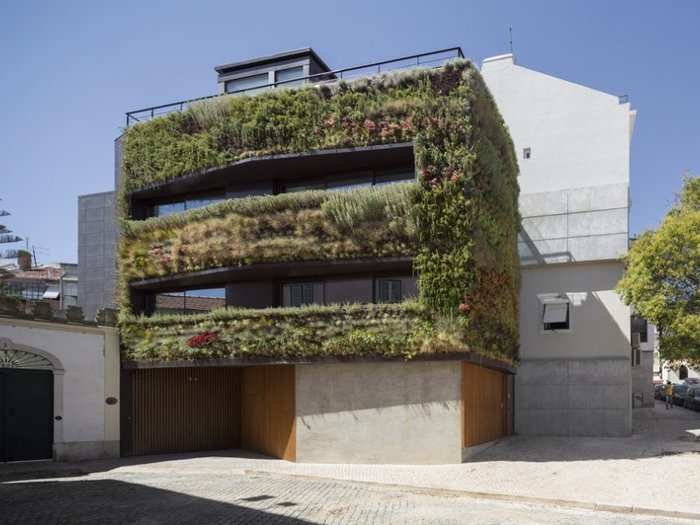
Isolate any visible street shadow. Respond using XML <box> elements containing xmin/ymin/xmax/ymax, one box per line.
<box><xmin>0</xmin><ymin>477</ymin><xmax>313</xmax><ymax>525</ymax></box>
<box><xmin>0</xmin><ymin>448</ymin><xmax>275</xmax><ymax>483</ymax></box>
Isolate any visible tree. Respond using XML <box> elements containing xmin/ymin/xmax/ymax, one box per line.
<box><xmin>0</xmin><ymin>202</ymin><xmax>22</xmax><ymax>258</ymax></box>
<box><xmin>0</xmin><ymin>201</ymin><xmax>23</xmax><ymax>295</ymax></box>
<box><xmin>618</xmin><ymin>176</ymin><xmax>700</xmax><ymax>365</ymax></box>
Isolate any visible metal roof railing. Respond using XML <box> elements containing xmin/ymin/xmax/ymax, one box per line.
<box><xmin>125</xmin><ymin>47</ymin><xmax>465</xmax><ymax>127</ymax></box>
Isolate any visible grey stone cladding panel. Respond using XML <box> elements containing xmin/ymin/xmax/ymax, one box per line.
<box><xmin>515</xmin><ymin>358</ymin><xmax>631</xmax><ymax>437</ymax></box>
<box><xmin>78</xmin><ymin>191</ymin><xmax>117</xmax><ymax>321</ymax></box>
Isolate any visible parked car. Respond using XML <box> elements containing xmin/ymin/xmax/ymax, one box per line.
<box><xmin>685</xmin><ymin>378</ymin><xmax>700</xmax><ymax>386</ymax></box>
<box><xmin>673</xmin><ymin>384</ymin><xmax>689</xmax><ymax>406</ymax></box>
<box><xmin>654</xmin><ymin>383</ymin><xmax>667</xmax><ymax>400</ymax></box>
<box><xmin>685</xmin><ymin>386</ymin><xmax>700</xmax><ymax>411</ymax></box>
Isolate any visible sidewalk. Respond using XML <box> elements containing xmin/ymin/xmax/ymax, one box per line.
<box><xmin>3</xmin><ymin>401</ymin><xmax>699</xmax><ymax>517</ymax></box>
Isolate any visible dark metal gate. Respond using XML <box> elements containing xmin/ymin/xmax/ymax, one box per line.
<box><xmin>0</xmin><ymin>369</ymin><xmax>54</xmax><ymax>462</ymax></box>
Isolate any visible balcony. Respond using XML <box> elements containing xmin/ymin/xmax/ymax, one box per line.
<box><xmin>120</xmin><ymin>183</ymin><xmax>418</xmax><ymax>285</ymax></box>
<box><xmin>124</xmin><ymin>48</ymin><xmax>465</xmax><ymax>126</ymax></box>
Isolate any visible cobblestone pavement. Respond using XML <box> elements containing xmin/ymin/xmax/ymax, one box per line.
<box><xmin>0</xmin><ymin>469</ymin><xmax>697</xmax><ymax>525</ymax></box>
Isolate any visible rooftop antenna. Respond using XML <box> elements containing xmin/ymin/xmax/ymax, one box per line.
<box><xmin>509</xmin><ymin>26</ymin><xmax>514</xmax><ymax>55</ymax></box>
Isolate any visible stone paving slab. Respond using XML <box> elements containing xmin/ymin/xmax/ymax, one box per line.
<box><xmin>1</xmin><ymin>402</ymin><xmax>698</xmax><ymax>522</ymax></box>
<box><xmin>91</xmin><ymin>402</ymin><xmax>700</xmax><ymax>516</ymax></box>
<box><xmin>1</xmin><ymin>468</ymin><xmax>697</xmax><ymax>524</ymax></box>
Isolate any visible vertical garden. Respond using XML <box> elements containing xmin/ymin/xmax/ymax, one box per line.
<box><xmin>117</xmin><ymin>60</ymin><xmax>520</xmax><ymax>363</ymax></box>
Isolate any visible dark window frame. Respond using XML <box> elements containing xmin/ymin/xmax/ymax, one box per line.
<box><xmin>287</xmin><ymin>282</ymin><xmax>315</xmax><ymax>307</ymax></box>
<box><xmin>376</xmin><ymin>278</ymin><xmax>402</xmax><ymax>304</ymax></box>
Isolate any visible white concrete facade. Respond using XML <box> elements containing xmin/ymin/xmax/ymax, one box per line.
<box><xmin>482</xmin><ymin>54</ymin><xmax>635</xmax><ymax>436</ymax></box>
<box><xmin>295</xmin><ymin>361</ymin><xmax>463</xmax><ymax>464</ymax></box>
<box><xmin>0</xmin><ymin>318</ymin><xmax>120</xmax><ymax>461</ymax></box>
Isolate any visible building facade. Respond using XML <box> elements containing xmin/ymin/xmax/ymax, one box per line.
<box><xmin>2</xmin><ymin>257</ymin><xmax>79</xmax><ymax>311</ymax></box>
<box><xmin>482</xmin><ymin>54</ymin><xmax>635</xmax><ymax>435</ymax></box>
<box><xmin>0</xmin><ymin>317</ymin><xmax>120</xmax><ymax>462</ymax></box>
<box><xmin>77</xmin><ymin>47</ymin><xmax>637</xmax><ymax>461</ymax></box>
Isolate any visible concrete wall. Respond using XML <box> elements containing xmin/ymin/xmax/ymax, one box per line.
<box><xmin>78</xmin><ymin>191</ymin><xmax>117</xmax><ymax>321</ymax></box>
<box><xmin>481</xmin><ymin>54</ymin><xmax>635</xmax><ymax>196</ymax></box>
<box><xmin>631</xmin><ymin>348</ymin><xmax>655</xmax><ymax>407</ymax></box>
<box><xmin>516</xmin><ymin>261</ymin><xmax>632</xmax><ymax>435</ymax></box>
<box><xmin>515</xmin><ymin>358</ymin><xmax>631</xmax><ymax>436</ymax></box>
<box><xmin>295</xmin><ymin>361</ymin><xmax>462</xmax><ymax>464</ymax></box>
<box><xmin>0</xmin><ymin>318</ymin><xmax>120</xmax><ymax>460</ymax></box>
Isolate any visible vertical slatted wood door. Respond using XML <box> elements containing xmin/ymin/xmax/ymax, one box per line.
<box><xmin>241</xmin><ymin>365</ymin><xmax>296</xmax><ymax>461</ymax></box>
<box><xmin>462</xmin><ymin>362</ymin><xmax>507</xmax><ymax>447</ymax></box>
<box><xmin>132</xmin><ymin>367</ymin><xmax>242</xmax><ymax>456</ymax></box>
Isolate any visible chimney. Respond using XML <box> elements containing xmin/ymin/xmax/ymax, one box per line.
<box><xmin>17</xmin><ymin>250</ymin><xmax>32</xmax><ymax>271</ymax></box>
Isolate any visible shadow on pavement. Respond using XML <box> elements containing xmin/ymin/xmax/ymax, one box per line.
<box><xmin>0</xmin><ymin>477</ymin><xmax>311</xmax><ymax>525</ymax></box>
<box><xmin>0</xmin><ymin>448</ymin><xmax>273</xmax><ymax>483</ymax></box>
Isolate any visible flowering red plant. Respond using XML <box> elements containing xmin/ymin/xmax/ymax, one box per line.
<box><xmin>186</xmin><ymin>331</ymin><xmax>219</xmax><ymax>349</ymax></box>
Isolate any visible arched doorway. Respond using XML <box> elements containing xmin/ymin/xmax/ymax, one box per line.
<box><xmin>0</xmin><ymin>338</ymin><xmax>63</xmax><ymax>462</ymax></box>
<box><xmin>679</xmin><ymin>365</ymin><xmax>689</xmax><ymax>381</ymax></box>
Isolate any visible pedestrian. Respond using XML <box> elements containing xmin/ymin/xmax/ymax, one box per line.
<box><xmin>665</xmin><ymin>380</ymin><xmax>674</xmax><ymax>409</ymax></box>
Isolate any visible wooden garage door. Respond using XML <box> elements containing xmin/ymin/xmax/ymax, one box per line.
<box><xmin>130</xmin><ymin>367</ymin><xmax>242</xmax><ymax>456</ymax></box>
<box><xmin>241</xmin><ymin>365</ymin><xmax>296</xmax><ymax>461</ymax></box>
<box><xmin>462</xmin><ymin>362</ymin><xmax>507</xmax><ymax>447</ymax></box>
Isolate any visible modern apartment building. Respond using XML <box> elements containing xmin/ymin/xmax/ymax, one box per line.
<box><xmin>78</xmin><ymin>47</ymin><xmax>635</xmax><ymax>461</ymax></box>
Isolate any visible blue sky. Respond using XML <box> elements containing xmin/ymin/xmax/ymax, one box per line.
<box><xmin>1</xmin><ymin>0</ymin><xmax>698</xmax><ymax>263</ymax></box>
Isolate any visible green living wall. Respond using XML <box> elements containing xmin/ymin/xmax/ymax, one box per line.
<box><xmin>118</xmin><ymin>60</ymin><xmax>520</xmax><ymax>363</ymax></box>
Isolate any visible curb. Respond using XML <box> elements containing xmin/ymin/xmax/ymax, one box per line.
<box><xmin>245</xmin><ymin>469</ymin><xmax>700</xmax><ymax>521</ymax></box>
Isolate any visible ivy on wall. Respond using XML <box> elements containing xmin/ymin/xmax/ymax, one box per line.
<box><xmin>118</xmin><ymin>60</ymin><xmax>520</xmax><ymax>362</ymax></box>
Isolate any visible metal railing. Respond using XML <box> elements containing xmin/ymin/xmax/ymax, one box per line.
<box><xmin>125</xmin><ymin>47</ymin><xmax>464</xmax><ymax>127</ymax></box>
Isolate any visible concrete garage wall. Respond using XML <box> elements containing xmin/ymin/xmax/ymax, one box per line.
<box><xmin>516</xmin><ymin>358</ymin><xmax>631</xmax><ymax>436</ymax></box>
<box><xmin>516</xmin><ymin>262</ymin><xmax>632</xmax><ymax>436</ymax></box>
<box><xmin>0</xmin><ymin>318</ymin><xmax>120</xmax><ymax>460</ymax></box>
<box><xmin>295</xmin><ymin>361</ymin><xmax>462</xmax><ymax>464</ymax></box>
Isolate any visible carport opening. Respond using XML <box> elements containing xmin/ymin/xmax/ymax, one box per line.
<box><xmin>123</xmin><ymin>365</ymin><xmax>295</xmax><ymax>461</ymax></box>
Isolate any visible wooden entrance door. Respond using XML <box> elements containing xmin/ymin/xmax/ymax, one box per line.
<box><xmin>461</xmin><ymin>362</ymin><xmax>507</xmax><ymax>448</ymax></box>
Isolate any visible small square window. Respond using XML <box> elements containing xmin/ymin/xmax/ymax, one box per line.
<box><xmin>542</xmin><ymin>301</ymin><xmax>570</xmax><ymax>331</ymax></box>
<box><xmin>376</xmin><ymin>279</ymin><xmax>402</xmax><ymax>304</ymax></box>
<box><xmin>523</xmin><ymin>147</ymin><xmax>531</xmax><ymax>159</ymax></box>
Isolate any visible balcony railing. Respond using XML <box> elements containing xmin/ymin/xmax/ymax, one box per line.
<box><xmin>125</xmin><ymin>47</ymin><xmax>465</xmax><ymax>127</ymax></box>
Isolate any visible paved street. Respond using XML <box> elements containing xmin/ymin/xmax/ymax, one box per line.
<box><xmin>1</xmin><ymin>402</ymin><xmax>698</xmax><ymax>524</ymax></box>
<box><xmin>0</xmin><ymin>467</ymin><xmax>697</xmax><ymax>525</ymax></box>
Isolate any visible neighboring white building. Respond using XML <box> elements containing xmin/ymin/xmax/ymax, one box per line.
<box><xmin>482</xmin><ymin>54</ymin><xmax>636</xmax><ymax>436</ymax></box>
<box><xmin>0</xmin><ymin>317</ymin><xmax>120</xmax><ymax>461</ymax></box>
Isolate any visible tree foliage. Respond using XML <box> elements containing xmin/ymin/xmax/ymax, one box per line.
<box><xmin>618</xmin><ymin>176</ymin><xmax>700</xmax><ymax>364</ymax></box>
